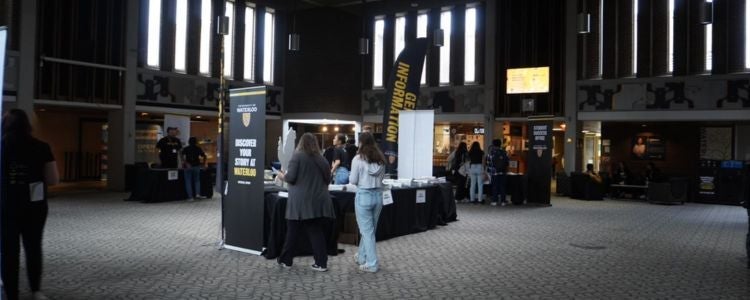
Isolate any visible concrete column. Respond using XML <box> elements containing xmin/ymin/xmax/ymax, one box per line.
<box><xmin>107</xmin><ymin>0</ymin><xmax>139</xmax><ymax>191</ymax></box>
<box><xmin>484</xmin><ymin>0</ymin><xmax>498</xmax><ymax>145</ymax></box>
<box><xmin>563</xmin><ymin>0</ymin><xmax>579</xmax><ymax>173</ymax></box>
<box><xmin>16</xmin><ymin>0</ymin><xmax>37</xmax><ymax>115</ymax></box>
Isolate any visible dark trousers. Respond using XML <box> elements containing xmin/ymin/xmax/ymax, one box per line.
<box><xmin>278</xmin><ymin>218</ymin><xmax>328</xmax><ymax>268</ymax></box>
<box><xmin>454</xmin><ymin>174</ymin><xmax>468</xmax><ymax>200</ymax></box>
<box><xmin>492</xmin><ymin>174</ymin><xmax>507</xmax><ymax>203</ymax></box>
<box><xmin>1</xmin><ymin>202</ymin><xmax>48</xmax><ymax>300</ymax></box>
<box><xmin>746</xmin><ymin>208</ymin><xmax>749</xmax><ymax>269</ymax></box>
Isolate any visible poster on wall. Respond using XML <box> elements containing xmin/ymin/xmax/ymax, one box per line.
<box><xmin>224</xmin><ymin>86</ymin><xmax>266</xmax><ymax>255</ymax></box>
<box><xmin>632</xmin><ymin>136</ymin><xmax>666</xmax><ymax>160</ymax></box>
<box><xmin>164</xmin><ymin>114</ymin><xmax>191</xmax><ymax>146</ymax></box>
<box><xmin>135</xmin><ymin>123</ymin><xmax>161</xmax><ymax>164</ymax></box>
<box><xmin>699</xmin><ymin>127</ymin><xmax>733</xmax><ymax>160</ymax></box>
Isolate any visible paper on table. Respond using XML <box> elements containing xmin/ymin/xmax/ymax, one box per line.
<box><xmin>168</xmin><ymin>170</ymin><xmax>178</xmax><ymax>181</ymax></box>
<box><xmin>29</xmin><ymin>182</ymin><xmax>44</xmax><ymax>202</ymax></box>
<box><xmin>416</xmin><ymin>189</ymin><xmax>426</xmax><ymax>203</ymax></box>
<box><xmin>382</xmin><ymin>189</ymin><xmax>393</xmax><ymax>206</ymax></box>
<box><xmin>278</xmin><ymin>191</ymin><xmax>289</xmax><ymax>198</ymax></box>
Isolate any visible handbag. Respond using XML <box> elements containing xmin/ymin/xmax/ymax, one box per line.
<box><xmin>458</xmin><ymin>162</ymin><xmax>470</xmax><ymax>177</ymax></box>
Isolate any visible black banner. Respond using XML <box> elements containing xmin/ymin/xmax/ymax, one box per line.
<box><xmin>526</xmin><ymin>116</ymin><xmax>553</xmax><ymax>205</ymax></box>
<box><xmin>381</xmin><ymin>38</ymin><xmax>429</xmax><ymax>173</ymax></box>
<box><xmin>225</xmin><ymin>86</ymin><xmax>266</xmax><ymax>254</ymax></box>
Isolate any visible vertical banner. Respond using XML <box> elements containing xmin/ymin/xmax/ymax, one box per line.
<box><xmin>225</xmin><ymin>86</ymin><xmax>266</xmax><ymax>254</ymax></box>
<box><xmin>0</xmin><ymin>27</ymin><xmax>6</xmax><ymax>195</ymax></box>
<box><xmin>526</xmin><ymin>116</ymin><xmax>553</xmax><ymax>205</ymax></box>
<box><xmin>398</xmin><ymin>110</ymin><xmax>434</xmax><ymax>179</ymax></box>
<box><xmin>381</xmin><ymin>38</ymin><xmax>429</xmax><ymax>175</ymax></box>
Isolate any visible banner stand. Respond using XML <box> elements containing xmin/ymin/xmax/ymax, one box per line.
<box><xmin>223</xmin><ymin>86</ymin><xmax>267</xmax><ymax>255</ymax></box>
<box><xmin>526</xmin><ymin>115</ymin><xmax>554</xmax><ymax>206</ymax></box>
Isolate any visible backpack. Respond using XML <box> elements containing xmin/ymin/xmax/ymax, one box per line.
<box><xmin>491</xmin><ymin>148</ymin><xmax>509</xmax><ymax>173</ymax></box>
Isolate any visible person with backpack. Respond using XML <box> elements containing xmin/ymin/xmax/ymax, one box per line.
<box><xmin>487</xmin><ymin>139</ymin><xmax>509</xmax><ymax>206</ymax></box>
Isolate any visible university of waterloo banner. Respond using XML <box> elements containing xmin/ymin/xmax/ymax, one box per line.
<box><xmin>381</xmin><ymin>38</ymin><xmax>429</xmax><ymax>173</ymax></box>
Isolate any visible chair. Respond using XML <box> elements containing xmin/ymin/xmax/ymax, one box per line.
<box><xmin>555</xmin><ymin>172</ymin><xmax>570</xmax><ymax>196</ymax></box>
<box><xmin>668</xmin><ymin>177</ymin><xmax>688</xmax><ymax>204</ymax></box>
<box><xmin>570</xmin><ymin>173</ymin><xmax>604</xmax><ymax>200</ymax></box>
<box><xmin>647</xmin><ymin>182</ymin><xmax>671</xmax><ymax>203</ymax></box>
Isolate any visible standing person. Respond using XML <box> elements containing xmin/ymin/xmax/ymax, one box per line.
<box><xmin>487</xmin><ymin>139</ymin><xmax>509</xmax><ymax>206</ymax></box>
<box><xmin>449</xmin><ymin>142</ymin><xmax>469</xmax><ymax>202</ymax></box>
<box><xmin>348</xmin><ymin>132</ymin><xmax>385</xmax><ymax>273</ymax></box>
<box><xmin>331</xmin><ymin>133</ymin><xmax>350</xmax><ymax>185</ymax></box>
<box><xmin>345</xmin><ymin>137</ymin><xmax>358</xmax><ymax>171</ymax></box>
<box><xmin>1</xmin><ymin>109</ymin><xmax>60</xmax><ymax>300</ymax></box>
<box><xmin>155</xmin><ymin>127</ymin><xmax>182</xmax><ymax>168</ymax></box>
<box><xmin>468</xmin><ymin>142</ymin><xmax>486</xmax><ymax>204</ymax></box>
<box><xmin>275</xmin><ymin>133</ymin><xmax>336</xmax><ymax>272</ymax></box>
<box><xmin>181</xmin><ymin>137</ymin><xmax>207</xmax><ymax>201</ymax></box>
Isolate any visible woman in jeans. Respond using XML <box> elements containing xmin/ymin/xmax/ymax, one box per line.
<box><xmin>276</xmin><ymin>133</ymin><xmax>336</xmax><ymax>272</ymax></box>
<box><xmin>348</xmin><ymin>132</ymin><xmax>386</xmax><ymax>272</ymax></box>
<box><xmin>468</xmin><ymin>142</ymin><xmax>485</xmax><ymax>204</ymax></box>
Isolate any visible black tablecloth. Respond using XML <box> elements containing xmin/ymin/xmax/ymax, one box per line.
<box><xmin>262</xmin><ymin>184</ymin><xmax>455</xmax><ymax>259</ymax></box>
<box><xmin>127</xmin><ymin>167</ymin><xmax>213</xmax><ymax>203</ymax></box>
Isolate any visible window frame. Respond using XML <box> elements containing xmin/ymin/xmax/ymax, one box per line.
<box><xmin>439</xmin><ymin>8</ymin><xmax>452</xmax><ymax>85</ymax></box>
<box><xmin>146</xmin><ymin>0</ymin><xmax>162</xmax><ymax>69</ymax></box>
<box><xmin>372</xmin><ymin>16</ymin><xmax>385</xmax><ymax>89</ymax></box>
<box><xmin>243</xmin><ymin>4</ymin><xmax>256</xmax><ymax>81</ymax></box>
<box><xmin>263</xmin><ymin>9</ymin><xmax>275</xmax><ymax>85</ymax></box>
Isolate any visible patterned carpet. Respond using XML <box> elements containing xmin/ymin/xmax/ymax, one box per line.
<box><xmin>11</xmin><ymin>192</ymin><xmax>750</xmax><ymax>299</ymax></box>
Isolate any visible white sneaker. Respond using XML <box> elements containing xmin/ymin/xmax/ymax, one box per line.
<box><xmin>501</xmin><ymin>202</ymin><xmax>507</xmax><ymax>206</ymax></box>
<box><xmin>33</xmin><ymin>292</ymin><xmax>50</xmax><ymax>300</ymax></box>
<box><xmin>358</xmin><ymin>264</ymin><xmax>377</xmax><ymax>273</ymax></box>
<box><xmin>491</xmin><ymin>202</ymin><xmax>497</xmax><ymax>206</ymax></box>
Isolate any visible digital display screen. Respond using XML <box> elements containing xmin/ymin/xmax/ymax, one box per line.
<box><xmin>506</xmin><ymin>67</ymin><xmax>550</xmax><ymax>94</ymax></box>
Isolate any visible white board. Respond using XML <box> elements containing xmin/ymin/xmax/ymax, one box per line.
<box><xmin>164</xmin><ymin>114</ymin><xmax>191</xmax><ymax>145</ymax></box>
<box><xmin>398</xmin><ymin>110</ymin><xmax>434</xmax><ymax>179</ymax></box>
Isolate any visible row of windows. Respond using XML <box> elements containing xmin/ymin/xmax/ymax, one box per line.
<box><xmin>598</xmin><ymin>0</ymin><xmax>749</xmax><ymax>76</ymax></box>
<box><xmin>145</xmin><ymin>0</ymin><xmax>275</xmax><ymax>84</ymax></box>
<box><xmin>372</xmin><ymin>6</ymin><xmax>479</xmax><ymax>88</ymax></box>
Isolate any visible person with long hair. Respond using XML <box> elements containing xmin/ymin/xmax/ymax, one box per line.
<box><xmin>449</xmin><ymin>142</ymin><xmax>469</xmax><ymax>202</ymax></box>
<box><xmin>348</xmin><ymin>132</ymin><xmax>385</xmax><ymax>273</ymax></box>
<box><xmin>468</xmin><ymin>142</ymin><xmax>486</xmax><ymax>204</ymax></box>
<box><xmin>275</xmin><ymin>133</ymin><xmax>336</xmax><ymax>272</ymax></box>
<box><xmin>331</xmin><ymin>133</ymin><xmax>350</xmax><ymax>184</ymax></box>
<box><xmin>1</xmin><ymin>109</ymin><xmax>59</xmax><ymax>300</ymax></box>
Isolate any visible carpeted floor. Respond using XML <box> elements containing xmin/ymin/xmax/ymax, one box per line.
<box><xmin>11</xmin><ymin>192</ymin><xmax>750</xmax><ymax>299</ymax></box>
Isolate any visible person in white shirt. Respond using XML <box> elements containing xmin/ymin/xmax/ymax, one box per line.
<box><xmin>348</xmin><ymin>132</ymin><xmax>386</xmax><ymax>272</ymax></box>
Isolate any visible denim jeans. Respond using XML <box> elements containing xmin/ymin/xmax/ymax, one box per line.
<box><xmin>334</xmin><ymin>168</ymin><xmax>350</xmax><ymax>185</ymax></box>
<box><xmin>184</xmin><ymin>166</ymin><xmax>201</xmax><ymax>199</ymax></box>
<box><xmin>491</xmin><ymin>174</ymin><xmax>507</xmax><ymax>203</ymax></box>
<box><xmin>468</xmin><ymin>164</ymin><xmax>484</xmax><ymax>202</ymax></box>
<box><xmin>355</xmin><ymin>188</ymin><xmax>383</xmax><ymax>270</ymax></box>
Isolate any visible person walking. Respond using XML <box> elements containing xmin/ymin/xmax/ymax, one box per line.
<box><xmin>276</xmin><ymin>133</ymin><xmax>336</xmax><ymax>272</ymax></box>
<box><xmin>1</xmin><ymin>109</ymin><xmax>60</xmax><ymax>300</ymax></box>
<box><xmin>181</xmin><ymin>137</ymin><xmax>207</xmax><ymax>201</ymax></box>
<box><xmin>348</xmin><ymin>132</ymin><xmax>385</xmax><ymax>273</ymax></box>
<box><xmin>468</xmin><ymin>142</ymin><xmax>486</xmax><ymax>204</ymax></box>
<box><xmin>487</xmin><ymin>139</ymin><xmax>509</xmax><ymax>206</ymax></box>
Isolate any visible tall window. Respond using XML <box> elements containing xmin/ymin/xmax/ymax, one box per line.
<box><xmin>263</xmin><ymin>10</ymin><xmax>275</xmax><ymax>84</ymax></box>
<box><xmin>373</xmin><ymin>18</ymin><xmax>385</xmax><ymax>88</ymax></box>
<box><xmin>706</xmin><ymin>0</ymin><xmax>713</xmax><ymax>71</ymax></box>
<box><xmin>464</xmin><ymin>6</ymin><xmax>477</xmax><ymax>83</ymax></box>
<box><xmin>598</xmin><ymin>0</ymin><xmax>603</xmax><ymax>76</ymax></box>
<box><xmin>244</xmin><ymin>5</ymin><xmax>255</xmax><ymax>81</ymax></box>
<box><xmin>633</xmin><ymin>0</ymin><xmax>638</xmax><ymax>75</ymax></box>
<box><xmin>668</xmin><ymin>0</ymin><xmax>675</xmax><ymax>73</ymax></box>
<box><xmin>746</xmin><ymin>0</ymin><xmax>750</xmax><ymax>69</ymax></box>
<box><xmin>146</xmin><ymin>0</ymin><xmax>161</xmax><ymax>68</ymax></box>
<box><xmin>439</xmin><ymin>9</ymin><xmax>452</xmax><ymax>85</ymax></box>
<box><xmin>174</xmin><ymin>0</ymin><xmax>188</xmax><ymax>72</ymax></box>
<box><xmin>224</xmin><ymin>1</ymin><xmax>235</xmax><ymax>77</ymax></box>
<box><xmin>199</xmin><ymin>0</ymin><xmax>212</xmax><ymax>75</ymax></box>
<box><xmin>417</xmin><ymin>12</ymin><xmax>428</xmax><ymax>85</ymax></box>
<box><xmin>394</xmin><ymin>15</ymin><xmax>406</xmax><ymax>61</ymax></box>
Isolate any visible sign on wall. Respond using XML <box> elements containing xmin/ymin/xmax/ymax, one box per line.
<box><xmin>225</xmin><ymin>86</ymin><xmax>266</xmax><ymax>255</ymax></box>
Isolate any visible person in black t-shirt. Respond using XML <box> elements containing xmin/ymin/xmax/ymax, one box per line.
<box><xmin>1</xmin><ymin>109</ymin><xmax>60</xmax><ymax>300</ymax></box>
<box><xmin>331</xmin><ymin>133</ymin><xmax>350</xmax><ymax>184</ymax></box>
<box><xmin>345</xmin><ymin>138</ymin><xmax>358</xmax><ymax>171</ymax></box>
<box><xmin>155</xmin><ymin>127</ymin><xmax>182</xmax><ymax>168</ymax></box>
<box><xmin>181</xmin><ymin>137</ymin><xmax>207</xmax><ymax>200</ymax></box>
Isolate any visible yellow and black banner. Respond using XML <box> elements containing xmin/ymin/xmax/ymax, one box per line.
<box><xmin>381</xmin><ymin>38</ymin><xmax>429</xmax><ymax>173</ymax></box>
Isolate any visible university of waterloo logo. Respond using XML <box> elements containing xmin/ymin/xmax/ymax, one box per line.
<box><xmin>242</xmin><ymin>113</ymin><xmax>251</xmax><ymax>127</ymax></box>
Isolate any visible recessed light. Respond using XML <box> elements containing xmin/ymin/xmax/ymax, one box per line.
<box><xmin>196</xmin><ymin>116</ymin><xmax>202</xmax><ymax>119</ymax></box>
<box><xmin>641</xmin><ymin>124</ymin><xmax>647</xmax><ymax>127</ymax></box>
<box><xmin>141</xmin><ymin>112</ymin><xmax>149</xmax><ymax>116</ymax></box>
<box><xmin>39</xmin><ymin>108</ymin><xmax>46</xmax><ymax>112</ymax></box>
